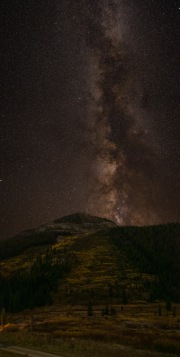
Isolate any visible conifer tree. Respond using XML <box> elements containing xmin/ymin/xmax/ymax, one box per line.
<box><xmin>158</xmin><ymin>304</ymin><xmax>162</xmax><ymax>316</ymax></box>
<box><xmin>87</xmin><ymin>301</ymin><xmax>93</xmax><ymax>316</ymax></box>
<box><xmin>1</xmin><ymin>307</ymin><xmax>7</xmax><ymax>325</ymax></box>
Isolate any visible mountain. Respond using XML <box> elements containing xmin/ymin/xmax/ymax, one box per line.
<box><xmin>36</xmin><ymin>212</ymin><xmax>117</xmax><ymax>235</ymax></box>
<box><xmin>0</xmin><ymin>213</ymin><xmax>116</xmax><ymax>260</ymax></box>
<box><xmin>0</xmin><ymin>217</ymin><xmax>180</xmax><ymax>356</ymax></box>
<box><xmin>0</xmin><ymin>215</ymin><xmax>179</xmax><ymax>314</ymax></box>
<box><xmin>53</xmin><ymin>212</ymin><xmax>116</xmax><ymax>227</ymax></box>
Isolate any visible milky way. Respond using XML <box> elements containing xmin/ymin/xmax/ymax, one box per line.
<box><xmin>0</xmin><ymin>0</ymin><xmax>179</xmax><ymax>238</ymax></box>
<box><xmin>79</xmin><ymin>0</ymin><xmax>180</xmax><ymax>225</ymax></box>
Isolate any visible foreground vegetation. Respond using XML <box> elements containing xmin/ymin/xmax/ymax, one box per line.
<box><xmin>0</xmin><ymin>300</ymin><xmax>179</xmax><ymax>356</ymax></box>
<box><xmin>0</xmin><ymin>351</ymin><xmax>27</xmax><ymax>357</ymax></box>
<box><xmin>0</xmin><ymin>322</ymin><xmax>180</xmax><ymax>357</ymax></box>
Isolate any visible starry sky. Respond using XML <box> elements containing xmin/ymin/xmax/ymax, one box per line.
<box><xmin>0</xmin><ymin>0</ymin><xmax>180</xmax><ymax>239</ymax></box>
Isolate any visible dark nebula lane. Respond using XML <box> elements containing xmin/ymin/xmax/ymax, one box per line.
<box><xmin>0</xmin><ymin>0</ymin><xmax>179</xmax><ymax>238</ymax></box>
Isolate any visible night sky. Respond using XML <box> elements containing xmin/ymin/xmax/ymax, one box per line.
<box><xmin>0</xmin><ymin>0</ymin><xmax>180</xmax><ymax>239</ymax></box>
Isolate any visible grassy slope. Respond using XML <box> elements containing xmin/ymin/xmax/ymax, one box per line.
<box><xmin>0</xmin><ymin>328</ymin><xmax>180</xmax><ymax>357</ymax></box>
<box><xmin>54</xmin><ymin>230</ymin><xmax>156</xmax><ymax>304</ymax></box>
<box><xmin>0</xmin><ymin>245</ymin><xmax>50</xmax><ymax>276</ymax></box>
<box><xmin>0</xmin><ymin>230</ymin><xmax>141</xmax><ymax>297</ymax></box>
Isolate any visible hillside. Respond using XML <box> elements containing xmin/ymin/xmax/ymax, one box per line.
<box><xmin>0</xmin><ymin>215</ymin><xmax>180</xmax><ymax>356</ymax></box>
<box><xmin>0</xmin><ymin>215</ymin><xmax>179</xmax><ymax>311</ymax></box>
<box><xmin>0</xmin><ymin>213</ymin><xmax>116</xmax><ymax>261</ymax></box>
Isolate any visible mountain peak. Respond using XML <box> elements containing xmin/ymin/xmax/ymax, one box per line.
<box><xmin>53</xmin><ymin>212</ymin><xmax>116</xmax><ymax>226</ymax></box>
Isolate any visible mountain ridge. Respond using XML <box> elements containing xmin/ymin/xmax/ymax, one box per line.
<box><xmin>53</xmin><ymin>212</ymin><xmax>116</xmax><ymax>226</ymax></box>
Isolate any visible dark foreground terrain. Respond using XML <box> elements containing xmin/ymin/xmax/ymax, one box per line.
<box><xmin>0</xmin><ymin>213</ymin><xmax>180</xmax><ymax>356</ymax></box>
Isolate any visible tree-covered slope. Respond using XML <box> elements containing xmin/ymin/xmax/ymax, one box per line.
<box><xmin>0</xmin><ymin>216</ymin><xmax>179</xmax><ymax>313</ymax></box>
<box><xmin>109</xmin><ymin>223</ymin><xmax>180</xmax><ymax>301</ymax></box>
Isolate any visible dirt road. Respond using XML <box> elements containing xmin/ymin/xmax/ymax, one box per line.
<box><xmin>0</xmin><ymin>345</ymin><xmax>62</xmax><ymax>357</ymax></box>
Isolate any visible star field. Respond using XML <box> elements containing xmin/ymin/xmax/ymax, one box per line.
<box><xmin>0</xmin><ymin>0</ymin><xmax>179</xmax><ymax>238</ymax></box>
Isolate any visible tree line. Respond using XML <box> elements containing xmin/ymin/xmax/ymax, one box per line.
<box><xmin>0</xmin><ymin>231</ymin><xmax>58</xmax><ymax>260</ymax></box>
<box><xmin>109</xmin><ymin>223</ymin><xmax>180</xmax><ymax>301</ymax></box>
<box><xmin>0</xmin><ymin>248</ymin><xmax>75</xmax><ymax>313</ymax></box>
